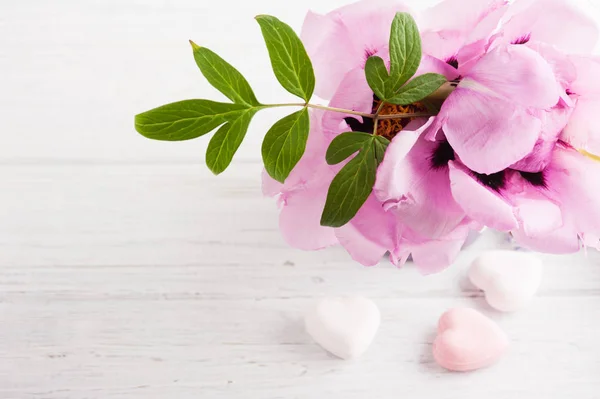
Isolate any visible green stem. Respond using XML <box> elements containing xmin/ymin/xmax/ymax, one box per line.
<box><xmin>263</xmin><ymin>103</ymin><xmax>375</xmax><ymax>118</ymax></box>
<box><xmin>263</xmin><ymin>103</ymin><xmax>435</xmax><ymax>120</ymax></box>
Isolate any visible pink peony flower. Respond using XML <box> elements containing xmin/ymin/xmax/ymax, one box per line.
<box><xmin>429</xmin><ymin>44</ymin><xmax>562</xmax><ymax>174</ymax></box>
<box><xmin>447</xmin><ymin>144</ymin><xmax>600</xmax><ymax>254</ymax></box>
<box><xmin>264</xmin><ymin>0</ymin><xmax>600</xmax><ymax>272</ymax></box>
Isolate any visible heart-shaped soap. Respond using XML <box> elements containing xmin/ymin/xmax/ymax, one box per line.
<box><xmin>433</xmin><ymin>308</ymin><xmax>509</xmax><ymax>372</ymax></box>
<box><xmin>469</xmin><ymin>250</ymin><xmax>543</xmax><ymax>312</ymax></box>
<box><xmin>305</xmin><ymin>297</ymin><xmax>380</xmax><ymax>359</ymax></box>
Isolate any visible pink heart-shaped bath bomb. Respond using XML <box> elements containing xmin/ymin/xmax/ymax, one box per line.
<box><xmin>433</xmin><ymin>308</ymin><xmax>509</xmax><ymax>372</ymax></box>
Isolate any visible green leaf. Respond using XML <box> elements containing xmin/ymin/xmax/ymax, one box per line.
<box><xmin>321</xmin><ymin>135</ymin><xmax>391</xmax><ymax>227</ymax></box>
<box><xmin>255</xmin><ymin>15</ymin><xmax>315</xmax><ymax>102</ymax></box>
<box><xmin>326</xmin><ymin>132</ymin><xmax>374</xmax><ymax>165</ymax></box>
<box><xmin>373</xmin><ymin>136</ymin><xmax>390</xmax><ymax>164</ymax></box>
<box><xmin>320</xmin><ymin>139</ymin><xmax>379</xmax><ymax>228</ymax></box>
<box><xmin>388</xmin><ymin>12</ymin><xmax>422</xmax><ymax>91</ymax></box>
<box><xmin>206</xmin><ymin>109</ymin><xmax>257</xmax><ymax>175</ymax></box>
<box><xmin>387</xmin><ymin>73</ymin><xmax>447</xmax><ymax>105</ymax></box>
<box><xmin>135</xmin><ymin>100</ymin><xmax>250</xmax><ymax>141</ymax></box>
<box><xmin>364</xmin><ymin>56</ymin><xmax>391</xmax><ymax>100</ymax></box>
<box><xmin>262</xmin><ymin>108</ymin><xmax>310</xmax><ymax>183</ymax></box>
<box><xmin>190</xmin><ymin>42</ymin><xmax>260</xmax><ymax>107</ymax></box>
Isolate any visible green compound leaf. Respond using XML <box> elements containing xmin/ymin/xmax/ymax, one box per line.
<box><xmin>326</xmin><ymin>131</ymin><xmax>374</xmax><ymax>165</ymax></box>
<box><xmin>134</xmin><ymin>100</ymin><xmax>249</xmax><ymax>141</ymax></box>
<box><xmin>364</xmin><ymin>56</ymin><xmax>391</xmax><ymax>101</ymax></box>
<box><xmin>388</xmin><ymin>12</ymin><xmax>422</xmax><ymax>93</ymax></box>
<box><xmin>320</xmin><ymin>135</ymin><xmax>390</xmax><ymax>228</ymax></box>
<box><xmin>190</xmin><ymin>42</ymin><xmax>260</xmax><ymax>107</ymax></box>
<box><xmin>373</xmin><ymin>135</ymin><xmax>390</xmax><ymax>164</ymax></box>
<box><xmin>262</xmin><ymin>108</ymin><xmax>310</xmax><ymax>183</ymax></box>
<box><xmin>387</xmin><ymin>73</ymin><xmax>447</xmax><ymax>105</ymax></box>
<box><xmin>206</xmin><ymin>108</ymin><xmax>258</xmax><ymax>175</ymax></box>
<box><xmin>255</xmin><ymin>15</ymin><xmax>315</xmax><ymax>102</ymax></box>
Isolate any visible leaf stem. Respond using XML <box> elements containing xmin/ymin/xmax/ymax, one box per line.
<box><xmin>263</xmin><ymin>103</ymin><xmax>375</xmax><ymax>118</ymax></box>
<box><xmin>263</xmin><ymin>103</ymin><xmax>435</xmax><ymax>120</ymax></box>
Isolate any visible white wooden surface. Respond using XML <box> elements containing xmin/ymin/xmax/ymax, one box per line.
<box><xmin>1</xmin><ymin>163</ymin><xmax>600</xmax><ymax>398</ymax></box>
<box><xmin>2</xmin><ymin>0</ymin><xmax>600</xmax><ymax>397</ymax></box>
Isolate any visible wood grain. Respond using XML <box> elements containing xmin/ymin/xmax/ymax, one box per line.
<box><xmin>1</xmin><ymin>163</ymin><xmax>599</xmax><ymax>398</ymax></box>
<box><xmin>2</xmin><ymin>0</ymin><xmax>600</xmax><ymax>396</ymax></box>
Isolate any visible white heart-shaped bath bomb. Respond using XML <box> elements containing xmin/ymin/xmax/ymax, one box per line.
<box><xmin>469</xmin><ymin>250</ymin><xmax>543</xmax><ymax>312</ymax></box>
<box><xmin>305</xmin><ymin>297</ymin><xmax>380</xmax><ymax>359</ymax></box>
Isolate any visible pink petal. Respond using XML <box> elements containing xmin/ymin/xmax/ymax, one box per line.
<box><xmin>546</xmin><ymin>147</ymin><xmax>600</xmax><ymax>235</ymax></box>
<box><xmin>562</xmin><ymin>57</ymin><xmax>600</xmax><ymax>154</ymax></box>
<box><xmin>421</xmin><ymin>0</ymin><xmax>504</xmax><ymax>30</ymax></box>
<box><xmin>527</xmin><ymin>42</ymin><xmax>577</xmax><ymax>92</ymax></box>
<box><xmin>569</xmin><ymin>56</ymin><xmax>600</xmax><ymax>95</ymax></box>
<box><xmin>511</xmin><ymin>225</ymin><xmax>581</xmax><ymax>254</ymax></box>
<box><xmin>322</xmin><ymin>67</ymin><xmax>374</xmax><ymax>137</ymax></box>
<box><xmin>374</xmin><ymin>118</ymin><xmax>427</xmax><ymax>196</ymax></box>
<box><xmin>421</xmin><ymin>30</ymin><xmax>468</xmax><ymax>63</ymax></box>
<box><xmin>270</xmin><ymin>109</ymin><xmax>339</xmax><ymax>250</ymax></box>
<box><xmin>511</xmin><ymin>105</ymin><xmax>572</xmax><ymax>172</ymax></box>
<box><xmin>410</xmin><ymin>234</ymin><xmax>468</xmax><ymax>275</ymax></box>
<box><xmin>457</xmin><ymin>5</ymin><xmax>510</xmax><ymax>68</ymax></box>
<box><xmin>421</xmin><ymin>0</ymin><xmax>508</xmax><ymax>65</ymax></box>
<box><xmin>395</xmin><ymin>224</ymin><xmax>471</xmax><ymax>274</ymax></box>
<box><xmin>375</xmin><ymin>121</ymin><xmax>467</xmax><ymax>238</ymax></box>
<box><xmin>279</xmin><ymin>185</ymin><xmax>338</xmax><ymax>251</ymax></box>
<box><xmin>416</xmin><ymin>54</ymin><xmax>461</xmax><ymax>80</ymax></box>
<box><xmin>448</xmin><ymin>161</ymin><xmax>518</xmax><ymax>231</ymax></box>
<box><xmin>582</xmin><ymin>233</ymin><xmax>600</xmax><ymax>251</ymax></box>
<box><xmin>301</xmin><ymin>0</ymin><xmax>411</xmax><ymax>100</ymax></box>
<box><xmin>328</xmin><ymin>0</ymin><xmax>412</xmax><ymax>53</ymax></box>
<box><xmin>335</xmin><ymin>195</ymin><xmax>396</xmax><ymax>266</ymax></box>
<box><xmin>512</xmin><ymin>194</ymin><xmax>563</xmax><ymax>237</ymax></box>
<box><xmin>466</xmin><ymin>45</ymin><xmax>560</xmax><ymax>109</ymax></box>
<box><xmin>301</xmin><ymin>11</ymin><xmax>360</xmax><ymax>100</ymax></box>
<box><xmin>500</xmin><ymin>0</ymin><xmax>599</xmax><ymax>55</ymax></box>
<box><xmin>262</xmin><ymin>169</ymin><xmax>284</xmax><ymax>197</ymax></box>
<box><xmin>441</xmin><ymin>88</ymin><xmax>541</xmax><ymax>174</ymax></box>
<box><xmin>562</xmin><ymin>99</ymin><xmax>600</xmax><ymax>154</ymax></box>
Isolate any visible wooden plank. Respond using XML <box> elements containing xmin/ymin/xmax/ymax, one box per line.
<box><xmin>0</xmin><ymin>164</ymin><xmax>599</xmax><ymax>398</ymax></box>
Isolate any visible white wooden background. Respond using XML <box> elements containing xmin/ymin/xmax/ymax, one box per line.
<box><xmin>1</xmin><ymin>0</ymin><xmax>600</xmax><ymax>398</ymax></box>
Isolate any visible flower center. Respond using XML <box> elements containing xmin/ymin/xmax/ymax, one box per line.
<box><xmin>519</xmin><ymin>171</ymin><xmax>546</xmax><ymax>188</ymax></box>
<box><xmin>343</xmin><ymin>95</ymin><xmax>428</xmax><ymax>140</ymax></box>
<box><xmin>472</xmin><ymin>170</ymin><xmax>506</xmax><ymax>192</ymax></box>
<box><xmin>430</xmin><ymin>140</ymin><xmax>456</xmax><ymax>169</ymax></box>
<box><xmin>373</xmin><ymin>98</ymin><xmax>429</xmax><ymax>141</ymax></box>
<box><xmin>446</xmin><ymin>56</ymin><xmax>459</xmax><ymax>69</ymax></box>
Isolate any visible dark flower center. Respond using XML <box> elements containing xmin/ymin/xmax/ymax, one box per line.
<box><xmin>344</xmin><ymin>95</ymin><xmax>428</xmax><ymax>140</ymax></box>
<box><xmin>472</xmin><ymin>170</ymin><xmax>506</xmax><ymax>192</ymax></box>
<box><xmin>344</xmin><ymin>115</ymin><xmax>374</xmax><ymax>133</ymax></box>
<box><xmin>519</xmin><ymin>171</ymin><xmax>547</xmax><ymax>188</ymax></box>
<box><xmin>430</xmin><ymin>140</ymin><xmax>455</xmax><ymax>169</ymax></box>
<box><xmin>446</xmin><ymin>56</ymin><xmax>459</xmax><ymax>69</ymax></box>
